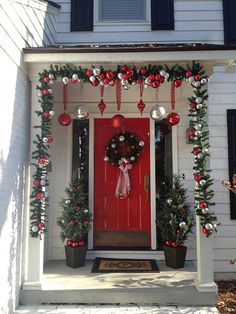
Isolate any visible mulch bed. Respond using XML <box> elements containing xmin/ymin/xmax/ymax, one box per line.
<box><xmin>217</xmin><ymin>281</ymin><xmax>236</xmax><ymax>313</ymax></box>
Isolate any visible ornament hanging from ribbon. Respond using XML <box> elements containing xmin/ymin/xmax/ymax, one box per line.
<box><xmin>58</xmin><ymin>84</ymin><xmax>72</xmax><ymax>127</ymax></box>
<box><xmin>98</xmin><ymin>85</ymin><xmax>106</xmax><ymax>115</ymax></box>
<box><xmin>137</xmin><ymin>81</ymin><xmax>145</xmax><ymax>115</ymax></box>
<box><xmin>166</xmin><ymin>82</ymin><xmax>180</xmax><ymax>126</ymax></box>
<box><xmin>115</xmin><ymin>79</ymin><xmax>122</xmax><ymax>111</ymax></box>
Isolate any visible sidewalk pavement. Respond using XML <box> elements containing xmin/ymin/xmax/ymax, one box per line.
<box><xmin>14</xmin><ymin>305</ymin><xmax>219</xmax><ymax>314</ymax></box>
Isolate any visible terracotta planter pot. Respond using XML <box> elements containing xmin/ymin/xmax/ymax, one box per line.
<box><xmin>65</xmin><ymin>245</ymin><xmax>87</xmax><ymax>268</ymax></box>
<box><xmin>163</xmin><ymin>245</ymin><xmax>187</xmax><ymax>269</ymax></box>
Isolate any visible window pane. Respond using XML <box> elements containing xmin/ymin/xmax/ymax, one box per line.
<box><xmin>99</xmin><ymin>0</ymin><xmax>146</xmax><ymax>21</ymax></box>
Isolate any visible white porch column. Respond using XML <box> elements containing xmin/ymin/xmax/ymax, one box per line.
<box><xmin>194</xmin><ymin>216</ymin><xmax>217</xmax><ymax>292</ymax></box>
<box><xmin>23</xmin><ymin>74</ymin><xmax>44</xmax><ymax>290</ymax></box>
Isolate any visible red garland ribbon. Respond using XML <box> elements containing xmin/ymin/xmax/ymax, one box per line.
<box><xmin>171</xmin><ymin>81</ymin><xmax>175</xmax><ymax>111</ymax></box>
<box><xmin>115</xmin><ymin>79</ymin><xmax>122</xmax><ymax>111</ymax></box>
<box><xmin>63</xmin><ymin>84</ymin><xmax>68</xmax><ymax>112</ymax></box>
<box><xmin>100</xmin><ymin>85</ymin><xmax>104</xmax><ymax>98</ymax></box>
<box><xmin>140</xmin><ymin>80</ymin><xmax>144</xmax><ymax>98</ymax></box>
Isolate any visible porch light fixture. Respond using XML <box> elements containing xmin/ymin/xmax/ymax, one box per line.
<box><xmin>74</xmin><ymin>105</ymin><xmax>89</xmax><ymax>120</ymax></box>
<box><xmin>225</xmin><ymin>59</ymin><xmax>236</xmax><ymax>72</ymax></box>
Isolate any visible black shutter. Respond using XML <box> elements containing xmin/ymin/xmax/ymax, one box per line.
<box><xmin>151</xmin><ymin>0</ymin><xmax>174</xmax><ymax>30</ymax></box>
<box><xmin>227</xmin><ymin>110</ymin><xmax>236</xmax><ymax>219</ymax></box>
<box><xmin>71</xmin><ymin>0</ymin><xmax>93</xmax><ymax>31</ymax></box>
<box><xmin>223</xmin><ymin>0</ymin><xmax>236</xmax><ymax>45</ymax></box>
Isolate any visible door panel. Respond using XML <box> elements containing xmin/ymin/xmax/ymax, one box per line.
<box><xmin>94</xmin><ymin>118</ymin><xmax>150</xmax><ymax>248</ymax></box>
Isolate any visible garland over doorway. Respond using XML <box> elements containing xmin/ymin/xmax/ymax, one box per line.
<box><xmin>30</xmin><ymin>62</ymin><xmax>219</xmax><ymax>239</ymax></box>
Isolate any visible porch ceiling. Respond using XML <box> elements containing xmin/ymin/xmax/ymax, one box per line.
<box><xmin>23</xmin><ymin>44</ymin><xmax>236</xmax><ymax>65</ymax></box>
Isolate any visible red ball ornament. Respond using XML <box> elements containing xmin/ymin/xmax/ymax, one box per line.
<box><xmin>106</xmin><ymin>71</ymin><xmax>114</xmax><ymax>80</ymax></box>
<box><xmin>39</xmin><ymin>157</ymin><xmax>46</xmax><ymax>164</ymax></box>
<box><xmin>38</xmin><ymin>222</ymin><xmax>45</xmax><ymax>230</ymax></box>
<box><xmin>155</xmin><ymin>74</ymin><xmax>161</xmax><ymax>81</ymax></box>
<box><xmin>98</xmin><ymin>99</ymin><xmax>106</xmax><ymax>115</ymax></box>
<box><xmin>188</xmin><ymin>129</ymin><xmax>195</xmax><ymax>137</ymax></box>
<box><xmin>84</xmin><ymin>220</ymin><xmax>89</xmax><ymax>225</ymax></box>
<box><xmin>86</xmin><ymin>69</ymin><xmax>93</xmax><ymax>77</ymax></box>
<box><xmin>172</xmin><ymin>242</ymin><xmax>178</xmax><ymax>248</ymax></box>
<box><xmin>199</xmin><ymin>201</ymin><xmax>208</xmax><ymax>209</ymax></box>
<box><xmin>58</xmin><ymin>112</ymin><xmax>72</xmax><ymax>127</ymax></box>
<box><xmin>122</xmin><ymin>73</ymin><xmax>129</xmax><ymax>81</ymax></box>
<box><xmin>67</xmin><ymin>240</ymin><xmax>73</xmax><ymax>246</ymax></box>
<box><xmin>112</xmin><ymin>114</ymin><xmax>125</xmax><ymax>128</ymax></box>
<box><xmin>194</xmin><ymin>74</ymin><xmax>202</xmax><ymax>81</ymax></box>
<box><xmin>127</xmin><ymin>69</ymin><xmax>134</xmax><ymax>77</ymax></box>
<box><xmin>140</xmin><ymin>68</ymin><xmax>147</xmax><ymax>75</ymax></box>
<box><xmin>151</xmin><ymin>80</ymin><xmax>161</xmax><ymax>88</ymax></box>
<box><xmin>186</xmin><ymin>71</ymin><xmax>192</xmax><ymax>78</ymax></box>
<box><xmin>43</xmin><ymin>77</ymin><xmax>50</xmax><ymax>83</ymax></box>
<box><xmin>166</xmin><ymin>112</ymin><xmax>180</xmax><ymax>126</ymax></box>
<box><xmin>137</xmin><ymin>99</ymin><xmax>145</xmax><ymax>115</ymax></box>
<box><xmin>91</xmin><ymin>79</ymin><xmax>99</xmax><ymax>86</ymax></box>
<box><xmin>148</xmin><ymin>74</ymin><xmax>155</xmax><ymax>81</ymax></box>
<box><xmin>47</xmin><ymin>136</ymin><xmax>53</xmax><ymax>143</ymax></box>
<box><xmin>103</xmin><ymin>78</ymin><xmax>110</xmax><ymax>85</ymax></box>
<box><xmin>165</xmin><ymin>240</ymin><xmax>172</xmax><ymax>247</ymax></box>
<box><xmin>75</xmin><ymin>183</ymin><xmax>80</xmax><ymax>190</ymax></box>
<box><xmin>68</xmin><ymin>219</ymin><xmax>76</xmax><ymax>226</ymax></box>
<box><xmin>72</xmin><ymin>242</ymin><xmax>79</xmax><ymax>247</ymax></box>
<box><xmin>78</xmin><ymin>240</ymin><xmax>84</xmax><ymax>246</ymax></box>
<box><xmin>203</xmin><ymin>228</ymin><xmax>209</xmax><ymax>235</ymax></box>
<box><xmin>70</xmin><ymin>78</ymin><xmax>77</xmax><ymax>84</ymax></box>
<box><xmin>43</xmin><ymin>111</ymin><xmax>50</xmax><ymax>119</ymax></box>
<box><xmin>42</xmin><ymin>89</ymin><xmax>49</xmax><ymax>95</ymax></box>
<box><xmin>33</xmin><ymin>179</ymin><xmax>40</xmax><ymax>187</ymax></box>
<box><xmin>136</xmin><ymin>79</ymin><xmax>142</xmax><ymax>84</ymax></box>
<box><xmin>174</xmin><ymin>79</ymin><xmax>182</xmax><ymax>88</ymax></box>
<box><xmin>98</xmin><ymin>73</ymin><xmax>105</xmax><ymax>80</ymax></box>
<box><xmin>190</xmin><ymin>102</ymin><xmax>197</xmax><ymax>110</ymax></box>
<box><xmin>121</xmin><ymin>65</ymin><xmax>128</xmax><ymax>72</ymax></box>
<box><xmin>194</xmin><ymin>175</ymin><xmax>201</xmax><ymax>182</ymax></box>
<box><xmin>193</xmin><ymin>148</ymin><xmax>200</xmax><ymax>155</ymax></box>
<box><xmin>36</xmin><ymin>192</ymin><xmax>44</xmax><ymax>200</ymax></box>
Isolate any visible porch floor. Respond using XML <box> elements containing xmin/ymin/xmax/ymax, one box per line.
<box><xmin>21</xmin><ymin>260</ymin><xmax>217</xmax><ymax>306</ymax></box>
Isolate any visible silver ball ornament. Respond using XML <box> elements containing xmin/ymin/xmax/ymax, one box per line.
<box><xmin>196</xmin><ymin>104</ymin><xmax>203</xmax><ymax>109</ymax></box>
<box><xmin>188</xmin><ymin>76</ymin><xmax>194</xmax><ymax>82</ymax></box>
<box><xmin>205</xmin><ymin>223</ymin><xmax>213</xmax><ymax>230</ymax></box>
<box><xmin>201</xmin><ymin>78</ymin><xmax>207</xmax><ymax>85</ymax></box>
<box><xmin>93</xmin><ymin>68</ymin><xmax>100</xmax><ymax>76</ymax></box>
<box><xmin>74</xmin><ymin>106</ymin><xmax>89</xmax><ymax>120</ymax></box>
<box><xmin>65</xmin><ymin>199</ymin><xmax>71</xmax><ymax>205</ymax></box>
<box><xmin>117</xmin><ymin>73</ymin><xmax>123</xmax><ymax>80</ymax></box>
<box><xmin>48</xmin><ymin>74</ymin><xmax>54</xmax><ymax>79</ymax></box>
<box><xmin>194</xmin><ymin>81</ymin><xmax>201</xmax><ymax>88</ymax></box>
<box><xmin>202</xmin><ymin>148</ymin><xmax>209</xmax><ymax>154</ymax></box>
<box><xmin>194</xmin><ymin>124</ymin><xmax>202</xmax><ymax>131</ymax></box>
<box><xmin>89</xmin><ymin>76</ymin><xmax>96</xmax><ymax>82</ymax></box>
<box><xmin>199</xmin><ymin>179</ymin><xmax>206</xmax><ymax>186</ymax></box>
<box><xmin>72</xmin><ymin>73</ymin><xmax>79</xmax><ymax>80</ymax></box>
<box><xmin>49</xmin><ymin>110</ymin><xmax>55</xmax><ymax>117</ymax></box>
<box><xmin>197</xmin><ymin>153</ymin><xmax>204</xmax><ymax>159</ymax></box>
<box><xmin>119</xmin><ymin>136</ymin><xmax>125</xmax><ymax>142</ymax></box>
<box><xmin>42</xmin><ymin>137</ymin><xmax>48</xmax><ymax>143</ymax></box>
<box><xmin>150</xmin><ymin>105</ymin><xmax>166</xmax><ymax>121</ymax></box>
<box><xmin>32</xmin><ymin>225</ymin><xmax>39</xmax><ymax>233</ymax></box>
<box><xmin>111</xmin><ymin>143</ymin><xmax>116</xmax><ymax>148</ymax></box>
<box><xmin>38</xmin><ymin>92</ymin><xmax>42</xmax><ymax>98</ymax></box>
<box><xmin>139</xmin><ymin>141</ymin><xmax>144</xmax><ymax>147</ymax></box>
<box><xmin>104</xmin><ymin>156</ymin><xmax>109</xmax><ymax>161</ymax></box>
<box><xmin>130</xmin><ymin>156</ymin><xmax>135</xmax><ymax>161</ymax></box>
<box><xmin>167</xmin><ymin>198</ymin><xmax>172</xmax><ymax>205</ymax></box>
<box><xmin>40</xmin><ymin>179</ymin><xmax>46</xmax><ymax>186</ymax></box>
<box><xmin>160</xmin><ymin>70</ymin><xmax>166</xmax><ymax>76</ymax></box>
<box><xmin>202</xmin><ymin>208</ymin><xmax>209</xmax><ymax>214</ymax></box>
<box><xmin>62</xmin><ymin>77</ymin><xmax>69</xmax><ymax>84</ymax></box>
<box><xmin>179</xmin><ymin>221</ymin><xmax>186</xmax><ymax>228</ymax></box>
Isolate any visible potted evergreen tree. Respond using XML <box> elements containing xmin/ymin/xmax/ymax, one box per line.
<box><xmin>157</xmin><ymin>175</ymin><xmax>194</xmax><ymax>269</ymax></box>
<box><xmin>57</xmin><ymin>174</ymin><xmax>92</xmax><ymax>268</ymax></box>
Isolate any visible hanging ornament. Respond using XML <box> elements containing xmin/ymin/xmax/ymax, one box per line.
<box><xmin>115</xmin><ymin>79</ymin><xmax>122</xmax><ymax>111</ymax></box>
<box><xmin>58</xmin><ymin>112</ymin><xmax>71</xmax><ymax>126</ymax></box>
<box><xmin>112</xmin><ymin>114</ymin><xmax>125</xmax><ymax>128</ymax></box>
<box><xmin>166</xmin><ymin>112</ymin><xmax>180</xmax><ymax>126</ymax></box>
<box><xmin>137</xmin><ymin>82</ymin><xmax>145</xmax><ymax>115</ymax></box>
<box><xmin>98</xmin><ymin>85</ymin><xmax>106</xmax><ymax>115</ymax></box>
<box><xmin>31</xmin><ymin>225</ymin><xmax>39</xmax><ymax>233</ymax></box>
<box><xmin>74</xmin><ymin>105</ymin><xmax>89</xmax><ymax>120</ymax></box>
<box><xmin>150</xmin><ymin>105</ymin><xmax>166</xmax><ymax>121</ymax></box>
<box><xmin>58</xmin><ymin>84</ymin><xmax>72</xmax><ymax>127</ymax></box>
<box><xmin>33</xmin><ymin>179</ymin><xmax>40</xmax><ymax>187</ymax></box>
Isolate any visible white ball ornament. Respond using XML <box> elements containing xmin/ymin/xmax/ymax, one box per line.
<box><xmin>84</xmin><ymin>209</ymin><xmax>88</xmax><ymax>213</ymax></box>
<box><xmin>205</xmin><ymin>223</ymin><xmax>213</xmax><ymax>230</ymax></box>
<box><xmin>48</xmin><ymin>74</ymin><xmax>54</xmax><ymax>79</ymax></box>
<box><xmin>40</xmin><ymin>179</ymin><xmax>46</xmax><ymax>186</ymax></box>
<box><xmin>195</xmin><ymin>131</ymin><xmax>201</xmax><ymax>136</ymax></box>
<box><xmin>38</xmin><ymin>92</ymin><xmax>42</xmax><ymax>98</ymax></box>
<box><xmin>194</xmin><ymin>81</ymin><xmax>201</xmax><ymax>88</ymax></box>
<box><xmin>123</xmin><ymin>85</ymin><xmax>130</xmax><ymax>90</ymax></box>
<box><xmin>111</xmin><ymin>143</ymin><xmax>116</xmax><ymax>148</ymax></box>
<box><xmin>104</xmin><ymin>156</ymin><xmax>109</xmax><ymax>161</ymax></box>
<box><xmin>42</xmin><ymin>137</ymin><xmax>48</xmax><ymax>143</ymax></box>
<box><xmin>144</xmin><ymin>84</ymin><xmax>148</xmax><ymax>88</ymax></box>
<box><xmin>202</xmin><ymin>208</ymin><xmax>209</xmax><ymax>214</ymax></box>
<box><xmin>119</xmin><ymin>136</ymin><xmax>125</xmax><ymax>142</ymax></box>
<box><xmin>93</xmin><ymin>68</ymin><xmax>100</xmax><ymax>76</ymax></box>
<box><xmin>65</xmin><ymin>199</ymin><xmax>71</xmax><ymax>205</ymax></box>
<box><xmin>48</xmin><ymin>89</ymin><xmax>52</xmax><ymax>94</ymax></box>
<box><xmin>145</xmin><ymin>78</ymin><xmax>151</xmax><ymax>84</ymax></box>
<box><xmin>32</xmin><ymin>225</ymin><xmax>39</xmax><ymax>233</ymax></box>
<box><xmin>117</xmin><ymin>73</ymin><xmax>123</xmax><ymax>80</ymax></box>
<box><xmin>179</xmin><ymin>221</ymin><xmax>186</xmax><ymax>228</ymax></box>
<box><xmin>139</xmin><ymin>141</ymin><xmax>144</xmax><ymax>147</ymax></box>
<box><xmin>150</xmin><ymin>105</ymin><xmax>166</xmax><ymax>121</ymax></box>
<box><xmin>197</xmin><ymin>153</ymin><xmax>204</xmax><ymax>159</ymax></box>
<box><xmin>194</xmin><ymin>124</ymin><xmax>202</xmax><ymax>131</ymax></box>
<box><xmin>49</xmin><ymin>110</ymin><xmax>55</xmax><ymax>117</ymax></box>
<box><xmin>199</xmin><ymin>179</ymin><xmax>206</xmax><ymax>186</ymax></box>
<box><xmin>196</xmin><ymin>104</ymin><xmax>203</xmax><ymax>109</ymax></box>
<box><xmin>195</xmin><ymin>97</ymin><xmax>202</xmax><ymax>104</ymax></box>
<box><xmin>188</xmin><ymin>76</ymin><xmax>194</xmax><ymax>82</ymax></box>
<box><xmin>165</xmin><ymin>72</ymin><xmax>170</xmax><ymax>80</ymax></box>
<box><xmin>130</xmin><ymin>156</ymin><xmax>135</xmax><ymax>161</ymax></box>
<box><xmin>202</xmin><ymin>148</ymin><xmax>209</xmax><ymax>154</ymax></box>
<box><xmin>72</xmin><ymin>73</ymin><xmax>79</xmax><ymax>80</ymax></box>
<box><xmin>89</xmin><ymin>76</ymin><xmax>96</xmax><ymax>82</ymax></box>
<box><xmin>62</xmin><ymin>77</ymin><xmax>69</xmax><ymax>84</ymax></box>
<box><xmin>160</xmin><ymin>70</ymin><xmax>166</xmax><ymax>76</ymax></box>
<box><xmin>201</xmin><ymin>78</ymin><xmax>207</xmax><ymax>85</ymax></box>
<box><xmin>167</xmin><ymin>198</ymin><xmax>173</xmax><ymax>205</ymax></box>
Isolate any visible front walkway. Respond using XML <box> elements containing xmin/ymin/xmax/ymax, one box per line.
<box><xmin>15</xmin><ymin>305</ymin><xmax>219</xmax><ymax>314</ymax></box>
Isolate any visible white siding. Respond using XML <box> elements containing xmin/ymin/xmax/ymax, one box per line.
<box><xmin>0</xmin><ymin>1</ymin><xmax>58</xmax><ymax>313</ymax></box>
<box><xmin>208</xmin><ymin>66</ymin><xmax>236</xmax><ymax>274</ymax></box>
<box><xmin>55</xmin><ymin>0</ymin><xmax>224</xmax><ymax>45</ymax></box>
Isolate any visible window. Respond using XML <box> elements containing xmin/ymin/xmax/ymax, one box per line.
<box><xmin>98</xmin><ymin>0</ymin><xmax>147</xmax><ymax>23</ymax></box>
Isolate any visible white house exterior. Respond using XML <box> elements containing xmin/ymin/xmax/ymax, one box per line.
<box><xmin>1</xmin><ymin>0</ymin><xmax>236</xmax><ymax>312</ymax></box>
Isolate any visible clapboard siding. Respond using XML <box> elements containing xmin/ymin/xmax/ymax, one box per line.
<box><xmin>208</xmin><ymin>65</ymin><xmax>236</xmax><ymax>272</ymax></box>
<box><xmin>55</xmin><ymin>0</ymin><xmax>224</xmax><ymax>44</ymax></box>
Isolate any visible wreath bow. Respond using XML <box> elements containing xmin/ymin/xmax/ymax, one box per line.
<box><xmin>115</xmin><ymin>162</ymin><xmax>132</xmax><ymax>199</ymax></box>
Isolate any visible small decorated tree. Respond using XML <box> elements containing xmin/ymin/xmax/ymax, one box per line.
<box><xmin>57</xmin><ymin>174</ymin><xmax>92</xmax><ymax>248</ymax></box>
<box><xmin>157</xmin><ymin>175</ymin><xmax>194</xmax><ymax>248</ymax></box>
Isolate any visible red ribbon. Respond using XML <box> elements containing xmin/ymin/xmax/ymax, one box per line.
<box><xmin>171</xmin><ymin>81</ymin><xmax>175</xmax><ymax>111</ymax></box>
<box><xmin>115</xmin><ymin>79</ymin><xmax>122</xmax><ymax>111</ymax></box>
<box><xmin>63</xmin><ymin>84</ymin><xmax>68</xmax><ymax>112</ymax></box>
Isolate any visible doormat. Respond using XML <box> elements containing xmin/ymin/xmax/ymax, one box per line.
<box><xmin>91</xmin><ymin>257</ymin><xmax>159</xmax><ymax>273</ymax></box>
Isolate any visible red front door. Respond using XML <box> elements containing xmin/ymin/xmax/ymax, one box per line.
<box><xmin>94</xmin><ymin>118</ymin><xmax>151</xmax><ymax>248</ymax></box>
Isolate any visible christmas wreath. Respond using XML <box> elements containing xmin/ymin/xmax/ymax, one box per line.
<box><xmin>104</xmin><ymin>131</ymin><xmax>144</xmax><ymax>167</ymax></box>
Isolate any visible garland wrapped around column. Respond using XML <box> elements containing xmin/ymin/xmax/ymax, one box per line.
<box><xmin>29</xmin><ymin>62</ymin><xmax>219</xmax><ymax>238</ymax></box>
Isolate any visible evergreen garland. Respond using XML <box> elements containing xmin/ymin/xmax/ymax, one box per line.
<box><xmin>30</xmin><ymin>62</ymin><xmax>218</xmax><ymax>238</ymax></box>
